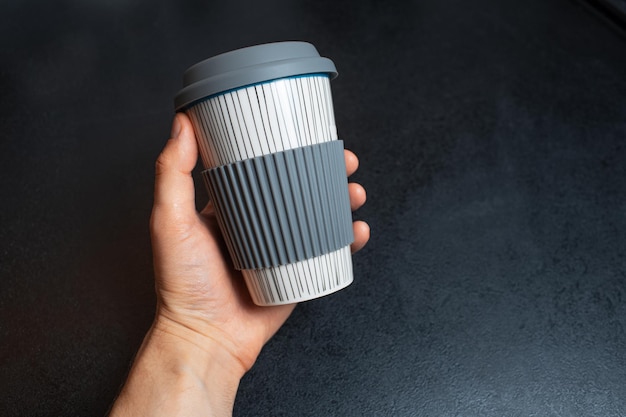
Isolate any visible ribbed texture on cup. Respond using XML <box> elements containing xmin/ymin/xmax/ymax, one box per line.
<box><xmin>243</xmin><ymin>246</ymin><xmax>353</xmax><ymax>306</ymax></box>
<box><xmin>186</xmin><ymin>74</ymin><xmax>352</xmax><ymax>306</ymax></box>
<box><xmin>186</xmin><ymin>75</ymin><xmax>337</xmax><ymax>167</ymax></box>
<box><xmin>202</xmin><ymin>141</ymin><xmax>353</xmax><ymax>270</ymax></box>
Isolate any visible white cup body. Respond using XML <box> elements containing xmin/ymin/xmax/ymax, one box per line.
<box><xmin>186</xmin><ymin>75</ymin><xmax>353</xmax><ymax>305</ymax></box>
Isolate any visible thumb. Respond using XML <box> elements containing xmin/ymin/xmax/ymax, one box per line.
<box><xmin>153</xmin><ymin>113</ymin><xmax>198</xmax><ymax>217</ymax></box>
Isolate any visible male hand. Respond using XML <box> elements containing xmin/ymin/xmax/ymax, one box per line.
<box><xmin>110</xmin><ymin>113</ymin><xmax>369</xmax><ymax>416</ymax></box>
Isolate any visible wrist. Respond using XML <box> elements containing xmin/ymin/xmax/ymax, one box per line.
<box><xmin>154</xmin><ymin>302</ymin><xmax>264</xmax><ymax>372</ymax></box>
<box><xmin>110</xmin><ymin>315</ymin><xmax>245</xmax><ymax>417</ymax></box>
<box><xmin>150</xmin><ymin>313</ymin><xmax>247</xmax><ymax>384</ymax></box>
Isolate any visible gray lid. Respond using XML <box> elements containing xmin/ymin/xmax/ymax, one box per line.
<box><xmin>174</xmin><ymin>41</ymin><xmax>338</xmax><ymax>110</ymax></box>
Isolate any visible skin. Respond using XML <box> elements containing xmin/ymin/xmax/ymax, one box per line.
<box><xmin>109</xmin><ymin>113</ymin><xmax>370</xmax><ymax>416</ymax></box>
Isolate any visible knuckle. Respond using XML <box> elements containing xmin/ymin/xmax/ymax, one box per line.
<box><xmin>150</xmin><ymin>205</ymin><xmax>197</xmax><ymax>240</ymax></box>
<box><xmin>155</xmin><ymin>154</ymin><xmax>169</xmax><ymax>176</ymax></box>
<box><xmin>154</xmin><ymin>140</ymin><xmax>176</xmax><ymax>176</ymax></box>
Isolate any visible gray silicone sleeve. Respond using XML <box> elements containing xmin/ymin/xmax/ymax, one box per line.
<box><xmin>201</xmin><ymin>140</ymin><xmax>354</xmax><ymax>270</ymax></box>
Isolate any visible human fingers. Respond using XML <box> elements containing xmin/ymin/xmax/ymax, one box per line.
<box><xmin>344</xmin><ymin>149</ymin><xmax>359</xmax><ymax>177</ymax></box>
<box><xmin>348</xmin><ymin>182</ymin><xmax>366</xmax><ymax>211</ymax></box>
<box><xmin>351</xmin><ymin>220</ymin><xmax>370</xmax><ymax>253</ymax></box>
<box><xmin>151</xmin><ymin>113</ymin><xmax>198</xmax><ymax>230</ymax></box>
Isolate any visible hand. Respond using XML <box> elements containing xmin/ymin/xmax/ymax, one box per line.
<box><xmin>109</xmin><ymin>113</ymin><xmax>369</xmax><ymax>416</ymax></box>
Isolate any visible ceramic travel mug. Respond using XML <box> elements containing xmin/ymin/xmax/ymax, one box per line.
<box><xmin>174</xmin><ymin>41</ymin><xmax>354</xmax><ymax>306</ymax></box>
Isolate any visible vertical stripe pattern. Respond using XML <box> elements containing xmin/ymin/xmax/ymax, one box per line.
<box><xmin>186</xmin><ymin>75</ymin><xmax>338</xmax><ymax>167</ymax></box>
<box><xmin>202</xmin><ymin>141</ymin><xmax>353</xmax><ymax>270</ymax></box>
<box><xmin>243</xmin><ymin>246</ymin><xmax>353</xmax><ymax>306</ymax></box>
<box><xmin>186</xmin><ymin>74</ymin><xmax>353</xmax><ymax>305</ymax></box>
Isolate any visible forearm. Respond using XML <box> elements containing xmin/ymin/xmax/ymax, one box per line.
<box><xmin>109</xmin><ymin>316</ymin><xmax>245</xmax><ymax>417</ymax></box>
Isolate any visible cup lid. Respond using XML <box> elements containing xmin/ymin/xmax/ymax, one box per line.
<box><xmin>174</xmin><ymin>41</ymin><xmax>338</xmax><ymax>110</ymax></box>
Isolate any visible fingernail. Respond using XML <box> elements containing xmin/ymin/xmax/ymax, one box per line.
<box><xmin>170</xmin><ymin>114</ymin><xmax>182</xmax><ymax>139</ymax></box>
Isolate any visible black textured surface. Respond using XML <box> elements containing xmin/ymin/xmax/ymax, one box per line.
<box><xmin>601</xmin><ymin>0</ymin><xmax>626</xmax><ymax>15</ymax></box>
<box><xmin>1</xmin><ymin>0</ymin><xmax>625</xmax><ymax>416</ymax></box>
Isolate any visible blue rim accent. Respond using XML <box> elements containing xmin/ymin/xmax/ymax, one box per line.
<box><xmin>181</xmin><ymin>73</ymin><xmax>331</xmax><ymax>110</ymax></box>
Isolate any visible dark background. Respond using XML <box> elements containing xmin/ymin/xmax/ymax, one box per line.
<box><xmin>1</xmin><ymin>0</ymin><xmax>625</xmax><ymax>415</ymax></box>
